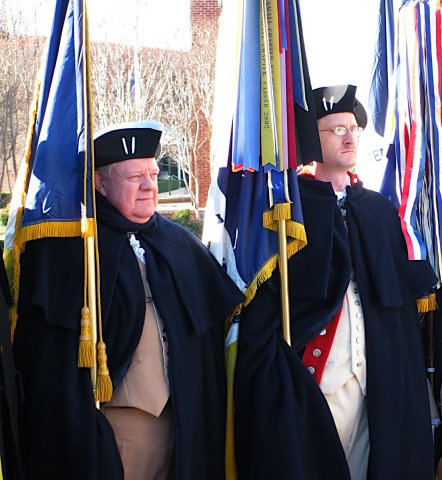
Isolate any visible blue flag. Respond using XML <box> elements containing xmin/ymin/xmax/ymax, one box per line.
<box><xmin>4</xmin><ymin>0</ymin><xmax>94</xmax><ymax>338</ymax></box>
<box><xmin>6</xmin><ymin>0</ymin><xmax>93</xmax><ymax>245</ymax></box>
<box><xmin>203</xmin><ymin>1</ymin><xmax>320</xmax><ymax>477</ymax></box>
<box><xmin>369</xmin><ymin>0</ymin><xmax>397</xmax><ymax>137</ymax></box>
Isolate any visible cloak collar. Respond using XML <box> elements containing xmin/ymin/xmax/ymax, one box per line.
<box><xmin>298</xmin><ymin>170</ymin><xmax>363</xmax><ymax>198</ymax></box>
<box><xmin>96</xmin><ymin>191</ymin><xmax>156</xmax><ymax>234</ymax></box>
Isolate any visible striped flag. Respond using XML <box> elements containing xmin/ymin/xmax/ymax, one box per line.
<box><xmin>203</xmin><ymin>0</ymin><xmax>321</xmax><ymax>477</ymax></box>
<box><xmin>370</xmin><ymin>0</ymin><xmax>442</xmax><ymax>285</ymax></box>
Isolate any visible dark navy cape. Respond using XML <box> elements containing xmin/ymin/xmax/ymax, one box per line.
<box><xmin>235</xmin><ymin>175</ymin><xmax>437</xmax><ymax>480</ymax></box>
<box><xmin>0</xmin><ymin>252</ymin><xmax>23</xmax><ymax>480</ymax></box>
<box><xmin>13</xmin><ymin>202</ymin><xmax>244</xmax><ymax>480</ymax></box>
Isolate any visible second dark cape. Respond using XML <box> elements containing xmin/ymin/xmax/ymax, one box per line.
<box><xmin>234</xmin><ymin>176</ymin><xmax>437</xmax><ymax>480</ymax></box>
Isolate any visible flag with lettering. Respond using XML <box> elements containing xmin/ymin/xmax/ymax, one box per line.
<box><xmin>203</xmin><ymin>0</ymin><xmax>321</xmax><ymax>477</ymax></box>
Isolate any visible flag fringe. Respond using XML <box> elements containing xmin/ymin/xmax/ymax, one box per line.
<box><xmin>263</xmin><ymin>205</ymin><xmax>308</xmax><ymax>246</ymax></box>
<box><xmin>417</xmin><ymin>292</ymin><xmax>438</xmax><ymax>313</ymax></box>
<box><xmin>4</xmin><ymin>245</ymin><xmax>22</xmax><ymax>342</ymax></box>
<box><xmin>286</xmin><ymin>222</ymin><xmax>307</xmax><ymax>245</ymax></box>
<box><xmin>6</xmin><ymin>76</ymin><xmax>41</xmax><ymax>341</ymax></box>
<box><xmin>263</xmin><ymin>202</ymin><xmax>292</xmax><ymax>225</ymax></box>
<box><xmin>417</xmin><ymin>296</ymin><xmax>429</xmax><ymax>313</ymax></box>
<box><xmin>429</xmin><ymin>293</ymin><xmax>438</xmax><ymax>311</ymax></box>
<box><xmin>242</xmin><ymin>235</ymin><xmax>307</xmax><ymax>307</ymax></box>
<box><xmin>6</xmin><ymin>216</ymin><xmax>96</xmax><ymax>341</ymax></box>
<box><xmin>9</xmin><ymin>306</ymin><xmax>18</xmax><ymax>344</ymax></box>
<box><xmin>18</xmin><ymin>220</ymin><xmax>96</xmax><ymax>244</ymax></box>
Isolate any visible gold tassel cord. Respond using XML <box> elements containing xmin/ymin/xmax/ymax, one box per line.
<box><xmin>96</xmin><ymin>341</ymin><xmax>113</xmax><ymax>402</ymax></box>
<box><xmin>83</xmin><ymin>0</ymin><xmax>112</xmax><ymax>403</ymax></box>
<box><xmin>78</xmin><ymin>307</ymin><xmax>94</xmax><ymax>368</ymax></box>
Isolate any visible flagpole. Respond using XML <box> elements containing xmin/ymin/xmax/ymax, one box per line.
<box><xmin>87</xmin><ymin>236</ymin><xmax>98</xmax><ymax>397</ymax></box>
<box><xmin>82</xmin><ymin>0</ymin><xmax>99</xmax><ymax>404</ymax></box>
<box><xmin>426</xmin><ymin>310</ymin><xmax>435</xmax><ymax>390</ymax></box>
<box><xmin>278</xmin><ymin>219</ymin><xmax>291</xmax><ymax>346</ymax></box>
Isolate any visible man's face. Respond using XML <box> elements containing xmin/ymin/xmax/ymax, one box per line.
<box><xmin>317</xmin><ymin>112</ymin><xmax>359</xmax><ymax>172</ymax></box>
<box><xmin>95</xmin><ymin>157</ymin><xmax>159</xmax><ymax>223</ymax></box>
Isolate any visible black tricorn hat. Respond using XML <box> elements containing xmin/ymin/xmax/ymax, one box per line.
<box><xmin>94</xmin><ymin>120</ymin><xmax>163</xmax><ymax>168</ymax></box>
<box><xmin>313</xmin><ymin>85</ymin><xmax>367</xmax><ymax>129</ymax></box>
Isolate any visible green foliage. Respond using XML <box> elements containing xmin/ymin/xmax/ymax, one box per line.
<box><xmin>158</xmin><ymin>178</ymin><xmax>180</xmax><ymax>194</ymax></box>
<box><xmin>171</xmin><ymin>209</ymin><xmax>203</xmax><ymax>238</ymax></box>
<box><xmin>0</xmin><ymin>204</ymin><xmax>9</xmax><ymax>227</ymax></box>
<box><xmin>0</xmin><ymin>203</ymin><xmax>9</xmax><ymax>247</ymax></box>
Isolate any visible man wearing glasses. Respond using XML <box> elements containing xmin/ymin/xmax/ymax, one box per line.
<box><xmin>234</xmin><ymin>85</ymin><xmax>437</xmax><ymax>480</ymax></box>
<box><xmin>299</xmin><ymin>85</ymin><xmax>437</xmax><ymax>479</ymax></box>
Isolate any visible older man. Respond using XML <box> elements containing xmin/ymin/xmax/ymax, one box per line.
<box><xmin>234</xmin><ymin>86</ymin><xmax>436</xmax><ymax>479</ymax></box>
<box><xmin>13</xmin><ymin>120</ymin><xmax>243</xmax><ymax>480</ymax></box>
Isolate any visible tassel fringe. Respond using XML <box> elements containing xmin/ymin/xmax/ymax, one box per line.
<box><xmin>18</xmin><ymin>222</ymin><xmax>83</xmax><ymax>244</ymax></box>
<box><xmin>96</xmin><ymin>341</ymin><xmax>113</xmax><ymax>402</ymax></box>
<box><xmin>77</xmin><ymin>307</ymin><xmax>94</xmax><ymax>368</ymax></box>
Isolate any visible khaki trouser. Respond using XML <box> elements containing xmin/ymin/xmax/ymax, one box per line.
<box><xmin>103</xmin><ymin>403</ymin><xmax>176</xmax><ymax>480</ymax></box>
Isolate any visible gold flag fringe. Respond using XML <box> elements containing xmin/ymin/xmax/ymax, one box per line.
<box><xmin>417</xmin><ymin>297</ymin><xmax>429</xmax><ymax>313</ymax></box>
<box><xmin>96</xmin><ymin>341</ymin><xmax>112</xmax><ymax>402</ymax></box>
<box><xmin>18</xmin><ymin>220</ymin><xmax>96</xmax><ymax>244</ymax></box>
<box><xmin>241</xmin><ymin>235</ymin><xmax>307</xmax><ymax>307</ymax></box>
<box><xmin>263</xmin><ymin>202</ymin><xmax>291</xmax><ymax>227</ymax></box>
<box><xmin>417</xmin><ymin>292</ymin><xmax>438</xmax><ymax>313</ymax></box>
<box><xmin>262</xmin><ymin>204</ymin><xmax>308</xmax><ymax>244</ymax></box>
<box><xmin>7</xmin><ymin>75</ymin><xmax>41</xmax><ymax>341</ymax></box>
<box><xmin>4</xmin><ymin>245</ymin><xmax>21</xmax><ymax>342</ymax></box>
<box><xmin>429</xmin><ymin>293</ymin><xmax>438</xmax><ymax>311</ymax></box>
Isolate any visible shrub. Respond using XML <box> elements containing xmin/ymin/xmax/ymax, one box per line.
<box><xmin>171</xmin><ymin>209</ymin><xmax>203</xmax><ymax>238</ymax></box>
<box><xmin>0</xmin><ymin>206</ymin><xmax>9</xmax><ymax>227</ymax></box>
<box><xmin>158</xmin><ymin>178</ymin><xmax>180</xmax><ymax>194</ymax></box>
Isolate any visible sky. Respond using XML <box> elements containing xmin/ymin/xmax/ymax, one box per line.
<box><xmin>299</xmin><ymin>0</ymin><xmax>380</xmax><ymax>102</ymax></box>
<box><xmin>7</xmin><ymin>0</ymin><xmax>386</xmax><ymax>188</ymax></box>
<box><xmin>6</xmin><ymin>0</ymin><xmax>192</xmax><ymax>50</ymax></box>
<box><xmin>299</xmin><ymin>0</ymin><xmax>387</xmax><ymax>189</ymax></box>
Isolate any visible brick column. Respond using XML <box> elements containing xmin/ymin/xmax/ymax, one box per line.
<box><xmin>189</xmin><ymin>0</ymin><xmax>221</xmax><ymax>208</ymax></box>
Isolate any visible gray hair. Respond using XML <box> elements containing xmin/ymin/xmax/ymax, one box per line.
<box><xmin>96</xmin><ymin>163</ymin><xmax>115</xmax><ymax>178</ymax></box>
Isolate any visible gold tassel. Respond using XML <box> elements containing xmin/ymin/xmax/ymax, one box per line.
<box><xmin>96</xmin><ymin>341</ymin><xmax>113</xmax><ymax>403</ymax></box>
<box><xmin>77</xmin><ymin>307</ymin><xmax>94</xmax><ymax>368</ymax></box>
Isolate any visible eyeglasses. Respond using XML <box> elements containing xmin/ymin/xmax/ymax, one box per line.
<box><xmin>318</xmin><ymin>126</ymin><xmax>364</xmax><ymax>137</ymax></box>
